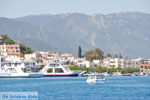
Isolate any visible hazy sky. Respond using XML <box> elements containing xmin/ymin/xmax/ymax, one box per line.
<box><xmin>0</xmin><ymin>0</ymin><xmax>150</xmax><ymax>18</ymax></box>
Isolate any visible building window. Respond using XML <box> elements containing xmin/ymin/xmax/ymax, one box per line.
<box><xmin>141</xmin><ymin>66</ymin><xmax>143</xmax><ymax>68</ymax></box>
<box><xmin>145</xmin><ymin>66</ymin><xmax>148</xmax><ymax>69</ymax></box>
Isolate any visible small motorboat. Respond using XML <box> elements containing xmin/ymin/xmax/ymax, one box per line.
<box><xmin>86</xmin><ymin>72</ymin><xmax>106</xmax><ymax>84</ymax></box>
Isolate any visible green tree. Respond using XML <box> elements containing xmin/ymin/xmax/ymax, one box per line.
<box><xmin>140</xmin><ymin>59</ymin><xmax>144</xmax><ymax>64</ymax></box>
<box><xmin>84</xmin><ymin>49</ymin><xmax>98</xmax><ymax>61</ymax></box>
<box><xmin>116</xmin><ymin>66</ymin><xmax>122</xmax><ymax>72</ymax></box>
<box><xmin>114</xmin><ymin>54</ymin><xmax>118</xmax><ymax>58</ymax></box>
<box><xmin>78</xmin><ymin>45</ymin><xmax>82</xmax><ymax>58</ymax></box>
<box><xmin>95</xmin><ymin>48</ymin><xmax>104</xmax><ymax>60</ymax></box>
<box><xmin>95</xmin><ymin>66</ymin><xmax>107</xmax><ymax>72</ymax></box>
<box><xmin>119</xmin><ymin>54</ymin><xmax>123</xmax><ymax>58</ymax></box>
<box><xmin>125</xmin><ymin>56</ymin><xmax>129</xmax><ymax>60</ymax></box>
<box><xmin>106</xmin><ymin>53</ymin><xmax>112</xmax><ymax>58</ymax></box>
<box><xmin>20</xmin><ymin>44</ymin><xmax>33</xmax><ymax>54</ymax></box>
<box><xmin>1</xmin><ymin>34</ymin><xmax>15</xmax><ymax>44</ymax></box>
<box><xmin>84</xmin><ymin>48</ymin><xmax>104</xmax><ymax>61</ymax></box>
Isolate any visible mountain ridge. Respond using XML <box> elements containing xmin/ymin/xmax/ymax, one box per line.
<box><xmin>0</xmin><ymin>12</ymin><xmax>150</xmax><ymax>58</ymax></box>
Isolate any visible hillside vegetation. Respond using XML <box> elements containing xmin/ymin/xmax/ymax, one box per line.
<box><xmin>1</xmin><ymin>34</ymin><xmax>33</xmax><ymax>54</ymax></box>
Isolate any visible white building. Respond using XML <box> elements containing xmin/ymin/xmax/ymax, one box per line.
<box><xmin>102</xmin><ymin>57</ymin><xmax>141</xmax><ymax>69</ymax></box>
<box><xmin>74</xmin><ymin>58</ymin><xmax>94</xmax><ymax>67</ymax></box>
<box><xmin>123</xmin><ymin>59</ymin><xmax>141</xmax><ymax>68</ymax></box>
<box><xmin>93</xmin><ymin>60</ymin><xmax>100</xmax><ymax>66</ymax></box>
<box><xmin>24</xmin><ymin>53</ymin><xmax>36</xmax><ymax>59</ymax></box>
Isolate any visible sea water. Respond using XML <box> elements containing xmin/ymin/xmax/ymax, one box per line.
<box><xmin>0</xmin><ymin>76</ymin><xmax>150</xmax><ymax>100</ymax></box>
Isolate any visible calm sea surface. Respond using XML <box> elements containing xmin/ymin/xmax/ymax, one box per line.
<box><xmin>0</xmin><ymin>76</ymin><xmax>150</xmax><ymax>100</ymax></box>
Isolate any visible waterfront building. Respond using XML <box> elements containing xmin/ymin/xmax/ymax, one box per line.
<box><xmin>24</xmin><ymin>53</ymin><xmax>36</xmax><ymax>60</ymax></box>
<box><xmin>141</xmin><ymin>59</ymin><xmax>150</xmax><ymax>64</ymax></box>
<box><xmin>74</xmin><ymin>58</ymin><xmax>94</xmax><ymax>67</ymax></box>
<box><xmin>5</xmin><ymin>55</ymin><xmax>21</xmax><ymax>62</ymax></box>
<box><xmin>0</xmin><ymin>36</ymin><xmax>5</xmax><ymax>43</ymax></box>
<box><xmin>48</xmin><ymin>52</ymin><xmax>60</xmax><ymax>58</ymax></box>
<box><xmin>102</xmin><ymin>58</ymin><xmax>124</xmax><ymax>68</ymax></box>
<box><xmin>59</xmin><ymin>53</ymin><xmax>75</xmax><ymax>63</ymax></box>
<box><xmin>140</xmin><ymin>59</ymin><xmax>150</xmax><ymax>75</ymax></box>
<box><xmin>0</xmin><ymin>44</ymin><xmax>20</xmax><ymax>57</ymax></box>
<box><xmin>140</xmin><ymin>64</ymin><xmax>150</xmax><ymax>75</ymax></box>
<box><xmin>0</xmin><ymin>44</ymin><xmax>7</xmax><ymax>56</ymax></box>
<box><xmin>93</xmin><ymin>60</ymin><xmax>100</xmax><ymax>66</ymax></box>
<box><xmin>102</xmin><ymin>57</ymin><xmax>141</xmax><ymax>69</ymax></box>
<box><xmin>123</xmin><ymin>59</ymin><xmax>141</xmax><ymax>69</ymax></box>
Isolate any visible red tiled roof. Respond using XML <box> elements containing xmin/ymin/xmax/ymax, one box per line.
<box><xmin>0</xmin><ymin>36</ymin><xmax>4</xmax><ymax>39</ymax></box>
<box><xmin>36</xmin><ymin>52</ymin><xmax>42</xmax><ymax>55</ymax></box>
<box><xmin>92</xmin><ymin>72</ymin><xmax>99</xmax><ymax>75</ymax></box>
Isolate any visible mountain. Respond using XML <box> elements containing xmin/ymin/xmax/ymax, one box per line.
<box><xmin>0</xmin><ymin>12</ymin><xmax>150</xmax><ymax>58</ymax></box>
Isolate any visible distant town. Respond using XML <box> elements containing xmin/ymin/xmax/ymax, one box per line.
<box><xmin>0</xmin><ymin>34</ymin><xmax>150</xmax><ymax>76</ymax></box>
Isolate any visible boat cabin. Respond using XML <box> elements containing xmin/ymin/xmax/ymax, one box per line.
<box><xmin>45</xmin><ymin>63</ymin><xmax>71</xmax><ymax>73</ymax></box>
<box><xmin>1</xmin><ymin>61</ymin><xmax>41</xmax><ymax>73</ymax></box>
<box><xmin>88</xmin><ymin>74</ymin><xmax>105</xmax><ymax>80</ymax></box>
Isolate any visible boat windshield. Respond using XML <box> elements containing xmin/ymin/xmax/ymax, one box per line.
<box><xmin>88</xmin><ymin>76</ymin><xmax>96</xmax><ymax>79</ymax></box>
<box><xmin>96</xmin><ymin>75</ymin><xmax>105</xmax><ymax>79</ymax></box>
<box><xmin>47</xmin><ymin>68</ymin><xmax>53</xmax><ymax>73</ymax></box>
<box><xmin>49</xmin><ymin>63</ymin><xmax>59</xmax><ymax>67</ymax></box>
<box><xmin>63</xmin><ymin>66</ymin><xmax>71</xmax><ymax>72</ymax></box>
<box><xmin>8</xmin><ymin>68</ymin><xmax>17</xmax><ymax>73</ymax></box>
<box><xmin>22</xmin><ymin>68</ymin><xmax>40</xmax><ymax>73</ymax></box>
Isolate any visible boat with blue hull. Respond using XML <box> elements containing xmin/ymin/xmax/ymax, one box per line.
<box><xmin>41</xmin><ymin>60</ymin><xmax>78</xmax><ymax>77</ymax></box>
<box><xmin>43</xmin><ymin>74</ymin><xmax>78</xmax><ymax>77</ymax></box>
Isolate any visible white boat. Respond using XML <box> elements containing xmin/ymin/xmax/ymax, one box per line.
<box><xmin>86</xmin><ymin>73</ymin><xmax>106</xmax><ymax>84</ymax></box>
<box><xmin>113</xmin><ymin>72</ymin><xmax>123</xmax><ymax>76</ymax></box>
<box><xmin>41</xmin><ymin>60</ymin><xmax>78</xmax><ymax>77</ymax></box>
<box><xmin>0</xmin><ymin>61</ymin><xmax>42</xmax><ymax>78</ymax></box>
<box><xmin>102</xmin><ymin>72</ymin><xmax>110</xmax><ymax>77</ymax></box>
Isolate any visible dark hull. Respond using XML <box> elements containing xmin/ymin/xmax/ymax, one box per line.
<box><xmin>43</xmin><ymin>74</ymin><xmax>78</xmax><ymax>77</ymax></box>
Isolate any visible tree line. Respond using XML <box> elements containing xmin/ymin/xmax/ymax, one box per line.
<box><xmin>78</xmin><ymin>45</ymin><xmax>126</xmax><ymax>61</ymax></box>
<box><xmin>69</xmin><ymin>65</ymin><xmax>140</xmax><ymax>73</ymax></box>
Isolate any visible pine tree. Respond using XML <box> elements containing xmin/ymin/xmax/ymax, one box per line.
<box><xmin>119</xmin><ymin>54</ymin><xmax>123</xmax><ymax>58</ymax></box>
<box><xmin>106</xmin><ymin>53</ymin><xmax>112</xmax><ymax>58</ymax></box>
<box><xmin>78</xmin><ymin>45</ymin><xmax>82</xmax><ymax>58</ymax></box>
<box><xmin>114</xmin><ymin>54</ymin><xmax>118</xmax><ymax>58</ymax></box>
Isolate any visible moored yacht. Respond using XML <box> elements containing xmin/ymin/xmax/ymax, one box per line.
<box><xmin>41</xmin><ymin>60</ymin><xmax>78</xmax><ymax>77</ymax></box>
<box><xmin>0</xmin><ymin>61</ymin><xmax>42</xmax><ymax>78</ymax></box>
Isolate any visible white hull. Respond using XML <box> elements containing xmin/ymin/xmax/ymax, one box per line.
<box><xmin>86</xmin><ymin>73</ymin><xmax>106</xmax><ymax>84</ymax></box>
<box><xmin>41</xmin><ymin>60</ymin><xmax>78</xmax><ymax>77</ymax></box>
<box><xmin>0</xmin><ymin>73</ymin><xmax>42</xmax><ymax>78</ymax></box>
<box><xmin>86</xmin><ymin>79</ymin><xmax>106</xmax><ymax>84</ymax></box>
